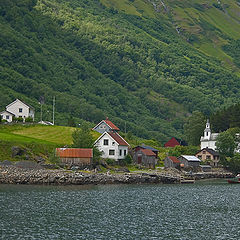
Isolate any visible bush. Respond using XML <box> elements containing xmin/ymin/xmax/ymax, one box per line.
<box><xmin>122</xmin><ymin>154</ymin><xmax>133</xmax><ymax>165</ymax></box>
<box><xmin>105</xmin><ymin>158</ymin><xmax>116</xmax><ymax>166</ymax></box>
<box><xmin>25</xmin><ymin>117</ymin><xmax>33</xmax><ymax>122</ymax></box>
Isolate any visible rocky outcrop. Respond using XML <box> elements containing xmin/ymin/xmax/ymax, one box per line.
<box><xmin>0</xmin><ymin>166</ymin><xmax>180</xmax><ymax>185</ymax></box>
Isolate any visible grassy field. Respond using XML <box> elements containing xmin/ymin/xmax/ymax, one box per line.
<box><xmin>0</xmin><ymin>124</ymin><xmax>101</xmax><ymax>162</ymax></box>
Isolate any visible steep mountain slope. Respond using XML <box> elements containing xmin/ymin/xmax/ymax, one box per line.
<box><xmin>0</xmin><ymin>0</ymin><xmax>240</xmax><ymax>143</ymax></box>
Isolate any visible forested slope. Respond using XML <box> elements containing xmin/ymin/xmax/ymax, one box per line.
<box><xmin>0</xmin><ymin>0</ymin><xmax>240</xmax><ymax>143</ymax></box>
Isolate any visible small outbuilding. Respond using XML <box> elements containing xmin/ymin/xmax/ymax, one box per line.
<box><xmin>133</xmin><ymin>148</ymin><xmax>157</xmax><ymax>168</ymax></box>
<box><xmin>164</xmin><ymin>156</ymin><xmax>181</xmax><ymax>169</ymax></box>
<box><xmin>178</xmin><ymin>155</ymin><xmax>201</xmax><ymax>169</ymax></box>
<box><xmin>164</xmin><ymin>137</ymin><xmax>187</xmax><ymax>148</ymax></box>
<box><xmin>56</xmin><ymin>148</ymin><xmax>93</xmax><ymax>168</ymax></box>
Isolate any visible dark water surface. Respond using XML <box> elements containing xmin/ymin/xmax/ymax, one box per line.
<box><xmin>0</xmin><ymin>180</ymin><xmax>240</xmax><ymax>240</ymax></box>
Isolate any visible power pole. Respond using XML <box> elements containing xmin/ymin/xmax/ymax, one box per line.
<box><xmin>53</xmin><ymin>96</ymin><xmax>55</xmax><ymax>125</ymax></box>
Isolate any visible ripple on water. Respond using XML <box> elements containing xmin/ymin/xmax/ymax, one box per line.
<box><xmin>0</xmin><ymin>182</ymin><xmax>240</xmax><ymax>240</ymax></box>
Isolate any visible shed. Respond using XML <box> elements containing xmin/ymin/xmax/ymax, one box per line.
<box><xmin>56</xmin><ymin>148</ymin><xmax>93</xmax><ymax>168</ymax></box>
<box><xmin>133</xmin><ymin>148</ymin><xmax>157</xmax><ymax>168</ymax></box>
<box><xmin>164</xmin><ymin>137</ymin><xmax>187</xmax><ymax>147</ymax></box>
<box><xmin>178</xmin><ymin>155</ymin><xmax>201</xmax><ymax>169</ymax></box>
<box><xmin>164</xmin><ymin>156</ymin><xmax>181</xmax><ymax>169</ymax></box>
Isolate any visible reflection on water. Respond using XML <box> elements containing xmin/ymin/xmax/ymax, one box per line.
<box><xmin>0</xmin><ymin>180</ymin><xmax>239</xmax><ymax>240</ymax></box>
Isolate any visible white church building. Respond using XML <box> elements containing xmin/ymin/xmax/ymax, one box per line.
<box><xmin>200</xmin><ymin>120</ymin><xmax>219</xmax><ymax>150</ymax></box>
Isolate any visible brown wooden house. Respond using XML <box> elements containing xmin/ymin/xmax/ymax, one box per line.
<box><xmin>56</xmin><ymin>148</ymin><xmax>93</xmax><ymax>168</ymax></box>
<box><xmin>132</xmin><ymin>146</ymin><xmax>158</xmax><ymax>168</ymax></box>
<box><xmin>196</xmin><ymin>148</ymin><xmax>220</xmax><ymax>167</ymax></box>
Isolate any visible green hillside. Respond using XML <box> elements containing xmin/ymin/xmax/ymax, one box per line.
<box><xmin>0</xmin><ymin>0</ymin><xmax>240</xmax><ymax>143</ymax></box>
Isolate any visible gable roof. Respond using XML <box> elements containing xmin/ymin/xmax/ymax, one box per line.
<box><xmin>0</xmin><ymin>110</ymin><xmax>15</xmax><ymax>116</ymax></box>
<box><xmin>168</xmin><ymin>156</ymin><xmax>180</xmax><ymax>164</ymax></box>
<box><xmin>93</xmin><ymin>118</ymin><xmax>120</xmax><ymax>131</ymax></box>
<box><xmin>94</xmin><ymin>131</ymin><xmax>129</xmax><ymax>146</ymax></box>
<box><xmin>181</xmin><ymin>155</ymin><xmax>201</xmax><ymax>162</ymax></box>
<box><xmin>6</xmin><ymin>99</ymin><xmax>34</xmax><ymax>110</ymax></box>
<box><xmin>56</xmin><ymin>148</ymin><xmax>93</xmax><ymax>158</ymax></box>
<box><xmin>135</xmin><ymin>145</ymin><xmax>159</xmax><ymax>152</ymax></box>
<box><xmin>164</xmin><ymin>137</ymin><xmax>187</xmax><ymax>147</ymax></box>
<box><xmin>140</xmin><ymin>149</ymin><xmax>156</xmax><ymax>156</ymax></box>
<box><xmin>196</xmin><ymin>148</ymin><xmax>219</xmax><ymax>156</ymax></box>
<box><xmin>108</xmin><ymin>131</ymin><xmax>129</xmax><ymax>146</ymax></box>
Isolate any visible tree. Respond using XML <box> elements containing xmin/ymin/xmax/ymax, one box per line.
<box><xmin>216</xmin><ymin>131</ymin><xmax>236</xmax><ymax>163</ymax></box>
<box><xmin>72</xmin><ymin>122</ymin><xmax>102</xmax><ymax>163</ymax></box>
<box><xmin>227</xmin><ymin>154</ymin><xmax>240</xmax><ymax>174</ymax></box>
<box><xmin>72</xmin><ymin>122</ymin><xmax>94</xmax><ymax>148</ymax></box>
<box><xmin>184</xmin><ymin>111</ymin><xmax>205</xmax><ymax>146</ymax></box>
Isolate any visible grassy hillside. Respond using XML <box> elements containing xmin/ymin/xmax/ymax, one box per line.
<box><xmin>0</xmin><ymin>0</ymin><xmax>240</xmax><ymax>143</ymax></box>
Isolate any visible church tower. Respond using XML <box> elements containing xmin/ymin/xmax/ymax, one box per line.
<box><xmin>204</xmin><ymin>119</ymin><xmax>211</xmax><ymax>140</ymax></box>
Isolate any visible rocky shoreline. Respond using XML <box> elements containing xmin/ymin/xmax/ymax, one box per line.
<box><xmin>0</xmin><ymin>166</ymin><xmax>235</xmax><ymax>185</ymax></box>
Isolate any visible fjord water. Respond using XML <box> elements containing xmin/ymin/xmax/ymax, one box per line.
<box><xmin>0</xmin><ymin>181</ymin><xmax>240</xmax><ymax>240</ymax></box>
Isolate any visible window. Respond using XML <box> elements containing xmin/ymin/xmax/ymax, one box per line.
<box><xmin>124</xmin><ymin>150</ymin><xmax>127</xmax><ymax>156</ymax></box>
<box><xmin>103</xmin><ymin>139</ymin><xmax>109</xmax><ymax>145</ymax></box>
<box><xmin>6</xmin><ymin>115</ymin><xmax>9</xmax><ymax>120</ymax></box>
<box><xmin>112</xmin><ymin>142</ymin><xmax>115</xmax><ymax>146</ymax></box>
<box><xmin>198</xmin><ymin>155</ymin><xmax>202</xmax><ymax>160</ymax></box>
<box><xmin>206</xmin><ymin>155</ymin><xmax>211</xmax><ymax>160</ymax></box>
<box><xmin>119</xmin><ymin>149</ymin><xmax>122</xmax><ymax>156</ymax></box>
<box><xmin>19</xmin><ymin>108</ymin><xmax>23</xmax><ymax>113</ymax></box>
<box><xmin>109</xmin><ymin>150</ymin><xmax>115</xmax><ymax>155</ymax></box>
<box><xmin>203</xmin><ymin>151</ymin><xmax>206</xmax><ymax>154</ymax></box>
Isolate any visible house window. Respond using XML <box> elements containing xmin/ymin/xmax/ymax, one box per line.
<box><xmin>119</xmin><ymin>149</ymin><xmax>122</xmax><ymax>156</ymax></box>
<box><xmin>124</xmin><ymin>150</ymin><xmax>127</xmax><ymax>156</ymax></box>
<box><xmin>19</xmin><ymin>108</ymin><xmax>23</xmax><ymax>113</ymax></box>
<box><xmin>203</xmin><ymin>151</ymin><xmax>206</xmax><ymax>154</ymax></box>
<box><xmin>103</xmin><ymin>139</ymin><xmax>109</xmax><ymax>145</ymax></box>
<box><xmin>6</xmin><ymin>115</ymin><xmax>9</xmax><ymax>120</ymax></box>
<box><xmin>109</xmin><ymin>150</ymin><xmax>115</xmax><ymax>155</ymax></box>
<box><xmin>206</xmin><ymin>155</ymin><xmax>211</xmax><ymax>160</ymax></box>
<box><xmin>112</xmin><ymin>142</ymin><xmax>115</xmax><ymax>146</ymax></box>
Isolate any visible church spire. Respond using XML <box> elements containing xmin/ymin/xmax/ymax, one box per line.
<box><xmin>204</xmin><ymin>119</ymin><xmax>211</xmax><ymax>140</ymax></box>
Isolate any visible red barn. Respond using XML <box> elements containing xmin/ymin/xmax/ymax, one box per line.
<box><xmin>164</xmin><ymin>137</ymin><xmax>187</xmax><ymax>148</ymax></box>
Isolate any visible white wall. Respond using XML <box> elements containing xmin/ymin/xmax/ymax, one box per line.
<box><xmin>0</xmin><ymin>112</ymin><xmax>13</xmax><ymax>122</ymax></box>
<box><xmin>95</xmin><ymin>134</ymin><xmax>128</xmax><ymax>161</ymax></box>
<box><xmin>7</xmin><ymin>100</ymin><xmax>34</xmax><ymax>121</ymax></box>
<box><xmin>201</xmin><ymin>141</ymin><xmax>216</xmax><ymax>150</ymax></box>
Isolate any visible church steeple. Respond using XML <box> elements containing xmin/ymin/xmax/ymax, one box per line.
<box><xmin>204</xmin><ymin>119</ymin><xmax>211</xmax><ymax>140</ymax></box>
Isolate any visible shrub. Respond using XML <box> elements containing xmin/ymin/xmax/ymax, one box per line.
<box><xmin>105</xmin><ymin>158</ymin><xmax>116</xmax><ymax>166</ymax></box>
<box><xmin>25</xmin><ymin>117</ymin><xmax>33</xmax><ymax>122</ymax></box>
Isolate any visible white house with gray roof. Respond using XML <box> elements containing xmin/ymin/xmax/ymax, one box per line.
<box><xmin>0</xmin><ymin>99</ymin><xmax>34</xmax><ymax>122</ymax></box>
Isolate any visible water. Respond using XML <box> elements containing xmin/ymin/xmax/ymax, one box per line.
<box><xmin>0</xmin><ymin>180</ymin><xmax>240</xmax><ymax>240</ymax></box>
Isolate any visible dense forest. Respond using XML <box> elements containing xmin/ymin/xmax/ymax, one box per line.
<box><xmin>0</xmin><ymin>0</ymin><xmax>240</xmax><ymax>143</ymax></box>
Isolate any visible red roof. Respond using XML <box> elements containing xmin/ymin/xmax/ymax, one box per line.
<box><xmin>141</xmin><ymin>149</ymin><xmax>156</xmax><ymax>156</ymax></box>
<box><xmin>108</xmin><ymin>132</ymin><xmax>128</xmax><ymax>146</ymax></box>
<box><xmin>56</xmin><ymin>148</ymin><xmax>93</xmax><ymax>158</ymax></box>
<box><xmin>168</xmin><ymin>156</ymin><xmax>180</xmax><ymax>164</ymax></box>
<box><xmin>164</xmin><ymin>137</ymin><xmax>181</xmax><ymax>147</ymax></box>
<box><xmin>104</xmin><ymin>118</ymin><xmax>120</xmax><ymax>131</ymax></box>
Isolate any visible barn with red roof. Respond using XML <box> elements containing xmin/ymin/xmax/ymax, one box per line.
<box><xmin>164</xmin><ymin>156</ymin><xmax>181</xmax><ymax>169</ymax></box>
<box><xmin>56</xmin><ymin>148</ymin><xmax>93</xmax><ymax>168</ymax></box>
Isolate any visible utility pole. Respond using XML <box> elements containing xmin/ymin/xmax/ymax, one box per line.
<box><xmin>53</xmin><ymin>96</ymin><xmax>55</xmax><ymax>125</ymax></box>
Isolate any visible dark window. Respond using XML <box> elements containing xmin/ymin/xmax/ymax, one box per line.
<box><xmin>6</xmin><ymin>115</ymin><xmax>9</xmax><ymax>120</ymax></box>
<box><xmin>206</xmin><ymin>155</ymin><xmax>211</xmax><ymax>160</ymax></box>
<box><xmin>119</xmin><ymin>149</ymin><xmax>122</xmax><ymax>156</ymax></box>
<box><xmin>203</xmin><ymin>151</ymin><xmax>206</xmax><ymax>154</ymax></box>
<box><xmin>124</xmin><ymin>150</ymin><xmax>127</xmax><ymax>156</ymax></box>
<box><xmin>109</xmin><ymin>150</ymin><xmax>115</xmax><ymax>155</ymax></box>
<box><xmin>103</xmin><ymin>139</ymin><xmax>109</xmax><ymax>145</ymax></box>
<box><xmin>112</xmin><ymin>142</ymin><xmax>115</xmax><ymax>146</ymax></box>
<box><xmin>19</xmin><ymin>108</ymin><xmax>23</xmax><ymax>113</ymax></box>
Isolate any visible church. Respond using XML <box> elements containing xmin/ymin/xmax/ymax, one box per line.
<box><xmin>200</xmin><ymin>120</ymin><xmax>219</xmax><ymax>150</ymax></box>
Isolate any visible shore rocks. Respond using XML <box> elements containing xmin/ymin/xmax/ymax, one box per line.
<box><xmin>0</xmin><ymin>166</ymin><xmax>234</xmax><ymax>185</ymax></box>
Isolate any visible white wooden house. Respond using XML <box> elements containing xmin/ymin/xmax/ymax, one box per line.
<box><xmin>93</xmin><ymin>117</ymin><xmax>120</xmax><ymax>134</ymax></box>
<box><xmin>94</xmin><ymin>131</ymin><xmax>129</xmax><ymax>161</ymax></box>
<box><xmin>0</xmin><ymin>99</ymin><xmax>34</xmax><ymax>122</ymax></box>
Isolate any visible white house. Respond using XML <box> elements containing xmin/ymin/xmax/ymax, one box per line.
<box><xmin>0</xmin><ymin>110</ymin><xmax>15</xmax><ymax>122</ymax></box>
<box><xmin>200</xmin><ymin>120</ymin><xmax>219</xmax><ymax>150</ymax></box>
<box><xmin>94</xmin><ymin>131</ymin><xmax>129</xmax><ymax>161</ymax></box>
<box><xmin>92</xmin><ymin>118</ymin><xmax>120</xmax><ymax>134</ymax></box>
<box><xmin>0</xmin><ymin>99</ymin><xmax>34</xmax><ymax>122</ymax></box>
